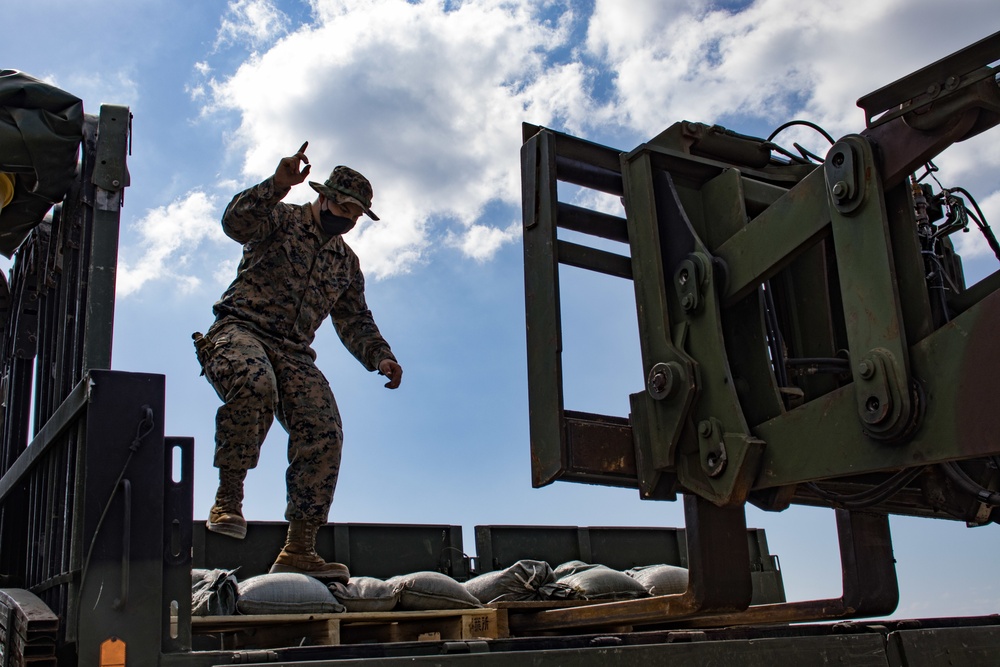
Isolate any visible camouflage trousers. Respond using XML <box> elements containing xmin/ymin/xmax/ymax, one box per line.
<box><xmin>199</xmin><ymin>322</ymin><xmax>343</xmax><ymax>523</ymax></box>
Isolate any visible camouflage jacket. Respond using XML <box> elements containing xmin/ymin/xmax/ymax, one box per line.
<box><xmin>211</xmin><ymin>176</ymin><xmax>395</xmax><ymax>369</ymax></box>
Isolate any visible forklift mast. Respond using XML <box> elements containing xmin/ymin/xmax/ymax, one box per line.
<box><xmin>520</xmin><ymin>30</ymin><xmax>1000</xmax><ymax>630</ymax></box>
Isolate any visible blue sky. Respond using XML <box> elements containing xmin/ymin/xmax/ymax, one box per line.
<box><xmin>5</xmin><ymin>0</ymin><xmax>1000</xmax><ymax>619</ymax></box>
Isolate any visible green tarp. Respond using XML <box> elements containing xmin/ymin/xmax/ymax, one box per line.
<box><xmin>0</xmin><ymin>70</ymin><xmax>84</xmax><ymax>257</ymax></box>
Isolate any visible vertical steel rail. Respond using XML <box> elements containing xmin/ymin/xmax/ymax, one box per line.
<box><xmin>0</xmin><ymin>104</ymin><xmax>130</xmax><ymax>656</ymax></box>
<box><xmin>82</xmin><ymin>106</ymin><xmax>128</xmax><ymax>373</ymax></box>
<box><xmin>521</xmin><ymin>128</ymin><xmax>565</xmax><ymax>488</ymax></box>
<box><xmin>0</xmin><ymin>246</ymin><xmax>39</xmax><ymax>584</ymax></box>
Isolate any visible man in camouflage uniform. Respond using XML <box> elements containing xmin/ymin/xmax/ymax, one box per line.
<box><xmin>195</xmin><ymin>142</ymin><xmax>402</xmax><ymax>582</ymax></box>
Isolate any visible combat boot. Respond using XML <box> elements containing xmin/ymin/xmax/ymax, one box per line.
<box><xmin>206</xmin><ymin>468</ymin><xmax>247</xmax><ymax>539</ymax></box>
<box><xmin>269</xmin><ymin>519</ymin><xmax>350</xmax><ymax>583</ymax></box>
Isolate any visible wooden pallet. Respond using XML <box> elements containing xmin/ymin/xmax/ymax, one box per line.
<box><xmin>192</xmin><ymin>608</ymin><xmax>504</xmax><ymax>650</ymax></box>
<box><xmin>490</xmin><ymin>600</ymin><xmax>635</xmax><ymax>636</ymax></box>
<box><xmin>0</xmin><ymin>589</ymin><xmax>58</xmax><ymax>667</ymax></box>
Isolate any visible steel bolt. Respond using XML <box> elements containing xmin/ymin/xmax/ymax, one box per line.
<box><xmin>650</xmin><ymin>373</ymin><xmax>664</xmax><ymax>391</ymax></box>
<box><xmin>648</xmin><ymin>362</ymin><xmax>680</xmax><ymax>400</ymax></box>
<box><xmin>681</xmin><ymin>294</ymin><xmax>694</xmax><ymax>310</ymax></box>
<box><xmin>832</xmin><ymin>181</ymin><xmax>848</xmax><ymax>199</ymax></box>
<box><xmin>857</xmin><ymin>360</ymin><xmax>874</xmax><ymax>379</ymax></box>
<box><xmin>112</xmin><ymin>179</ymin><xmax>120</xmax><ymax>187</ymax></box>
<box><xmin>650</xmin><ymin>370</ymin><xmax>667</xmax><ymax>393</ymax></box>
<box><xmin>944</xmin><ymin>75</ymin><xmax>959</xmax><ymax>91</ymax></box>
<box><xmin>698</xmin><ymin>420</ymin><xmax>713</xmax><ymax>438</ymax></box>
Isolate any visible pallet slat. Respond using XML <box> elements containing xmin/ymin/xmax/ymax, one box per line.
<box><xmin>0</xmin><ymin>589</ymin><xmax>58</xmax><ymax>666</ymax></box>
<box><xmin>191</xmin><ymin>608</ymin><xmax>501</xmax><ymax>650</ymax></box>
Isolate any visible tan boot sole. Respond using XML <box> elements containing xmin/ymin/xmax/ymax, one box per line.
<box><xmin>206</xmin><ymin>519</ymin><xmax>247</xmax><ymax>539</ymax></box>
<box><xmin>268</xmin><ymin>562</ymin><xmax>349</xmax><ymax>583</ymax></box>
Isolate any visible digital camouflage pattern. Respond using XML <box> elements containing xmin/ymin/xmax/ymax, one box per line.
<box><xmin>213</xmin><ymin>176</ymin><xmax>393</xmax><ymax>366</ymax></box>
<box><xmin>198</xmin><ymin>176</ymin><xmax>395</xmax><ymax>522</ymax></box>
<box><xmin>309</xmin><ymin>165</ymin><xmax>379</xmax><ymax>220</ymax></box>
<box><xmin>202</xmin><ymin>322</ymin><xmax>343</xmax><ymax>521</ymax></box>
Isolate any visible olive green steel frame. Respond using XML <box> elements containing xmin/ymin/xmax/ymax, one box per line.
<box><xmin>520</xmin><ymin>32</ymin><xmax>1000</xmax><ymax>631</ymax></box>
<box><xmin>0</xmin><ymin>106</ymin><xmax>163</xmax><ymax>664</ymax></box>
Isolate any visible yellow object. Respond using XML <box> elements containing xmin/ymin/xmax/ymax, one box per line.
<box><xmin>99</xmin><ymin>637</ymin><xmax>126</xmax><ymax>667</ymax></box>
<box><xmin>0</xmin><ymin>173</ymin><xmax>13</xmax><ymax>209</ymax></box>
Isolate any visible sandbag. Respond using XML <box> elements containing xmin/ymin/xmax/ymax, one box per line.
<box><xmin>328</xmin><ymin>576</ymin><xmax>399</xmax><ymax>612</ymax></box>
<box><xmin>191</xmin><ymin>568</ymin><xmax>238</xmax><ymax>616</ymax></box>
<box><xmin>237</xmin><ymin>573</ymin><xmax>345</xmax><ymax>615</ymax></box>
<box><xmin>553</xmin><ymin>560</ymin><xmax>594</xmax><ymax>578</ymax></box>
<box><xmin>554</xmin><ymin>561</ymin><xmax>650</xmax><ymax>601</ymax></box>
<box><xmin>386</xmin><ymin>571</ymin><xmax>482</xmax><ymax>611</ymax></box>
<box><xmin>626</xmin><ymin>564</ymin><xmax>689</xmax><ymax>596</ymax></box>
<box><xmin>464</xmin><ymin>559</ymin><xmax>557</xmax><ymax>604</ymax></box>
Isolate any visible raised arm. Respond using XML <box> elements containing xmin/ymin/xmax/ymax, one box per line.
<box><xmin>222</xmin><ymin>142</ymin><xmax>312</xmax><ymax>243</ymax></box>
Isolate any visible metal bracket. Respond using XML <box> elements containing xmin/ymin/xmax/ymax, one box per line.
<box><xmin>632</xmin><ymin>347</ymin><xmax>698</xmax><ymax>497</ymax></box>
<box><xmin>825</xmin><ymin>141</ymin><xmax>863</xmax><ymax>215</ymax></box>
<box><xmin>827</xmin><ymin>135</ymin><xmax>918</xmax><ymax>443</ymax></box>
<box><xmin>698</xmin><ymin>419</ymin><xmax>728</xmax><ymax>478</ymax></box>
<box><xmin>680</xmin><ymin>427</ymin><xmax>765</xmax><ymax>507</ymax></box>
<box><xmin>857</xmin><ymin>30</ymin><xmax>1000</xmax><ymax>129</ymax></box>
<box><xmin>676</xmin><ymin>253</ymin><xmax>709</xmax><ymax>313</ymax></box>
<box><xmin>92</xmin><ymin>105</ymin><xmax>131</xmax><ymax>193</ymax></box>
<box><xmin>854</xmin><ymin>349</ymin><xmax>897</xmax><ymax>428</ymax></box>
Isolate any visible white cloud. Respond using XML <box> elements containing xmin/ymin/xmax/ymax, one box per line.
<box><xmin>117</xmin><ymin>191</ymin><xmax>227</xmax><ymax>297</ymax></box>
<box><xmin>205</xmin><ymin>0</ymin><xmax>590</xmax><ymax>276</ymax></box>
<box><xmin>213</xmin><ymin>257</ymin><xmax>241</xmax><ymax>287</ymax></box>
<box><xmin>907</xmin><ymin>131</ymin><xmax>1000</xmax><ymax>267</ymax></box>
<box><xmin>571</xmin><ymin>187</ymin><xmax>625</xmax><ymax>217</ymax></box>
<box><xmin>56</xmin><ymin>69</ymin><xmax>139</xmax><ymax>112</ymax></box>
<box><xmin>952</xmin><ymin>189</ymin><xmax>1000</xmax><ymax>260</ymax></box>
<box><xmin>215</xmin><ymin>0</ymin><xmax>290</xmax><ymax>49</ymax></box>
<box><xmin>583</xmin><ymin>0</ymin><xmax>1000</xmax><ymax>275</ymax></box>
<box><xmin>445</xmin><ymin>220</ymin><xmax>521</xmax><ymax>262</ymax></box>
<box><xmin>193</xmin><ymin>0</ymin><xmax>1000</xmax><ymax>283</ymax></box>
<box><xmin>928</xmin><ymin>130</ymin><xmax>1000</xmax><ymax>197</ymax></box>
<box><xmin>588</xmin><ymin>0</ymin><xmax>1000</xmax><ymax>139</ymax></box>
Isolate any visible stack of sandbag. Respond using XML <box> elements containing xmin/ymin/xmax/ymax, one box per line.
<box><xmin>191</xmin><ymin>569</ymin><xmax>482</xmax><ymax>615</ymax></box>
<box><xmin>192</xmin><ymin>568</ymin><xmax>239</xmax><ymax>616</ymax></box>
<box><xmin>464</xmin><ymin>559</ymin><xmax>690</xmax><ymax>603</ymax></box>
<box><xmin>464</xmin><ymin>559</ymin><xmax>572</xmax><ymax>604</ymax></box>
<box><xmin>190</xmin><ymin>560</ymin><xmax>691</xmax><ymax>615</ymax></box>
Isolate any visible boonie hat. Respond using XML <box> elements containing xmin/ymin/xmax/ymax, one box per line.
<box><xmin>309</xmin><ymin>166</ymin><xmax>379</xmax><ymax>220</ymax></box>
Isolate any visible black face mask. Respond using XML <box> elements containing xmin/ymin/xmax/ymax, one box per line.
<box><xmin>319</xmin><ymin>208</ymin><xmax>358</xmax><ymax>236</ymax></box>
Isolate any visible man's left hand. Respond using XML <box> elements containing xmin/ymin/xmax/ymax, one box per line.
<box><xmin>273</xmin><ymin>142</ymin><xmax>311</xmax><ymax>190</ymax></box>
<box><xmin>379</xmin><ymin>359</ymin><xmax>403</xmax><ymax>389</ymax></box>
